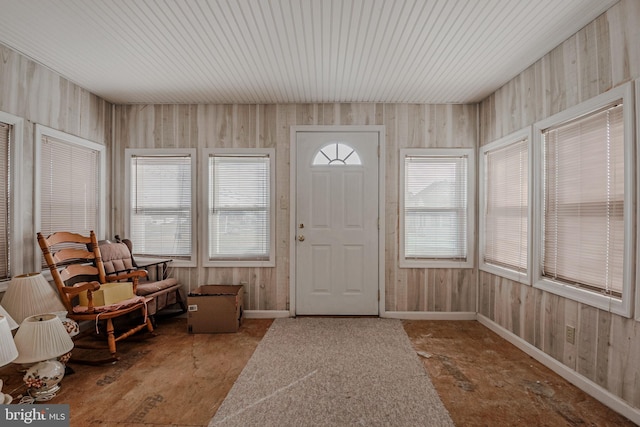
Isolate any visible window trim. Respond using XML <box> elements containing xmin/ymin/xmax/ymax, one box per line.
<box><xmin>532</xmin><ymin>82</ymin><xmax>635</xmax><ymax>318</ymax></box>
<box><xmin>479</xmin><ymin>127</ymin><xmax>532</xmax><ymax>285</ymax></box>
<box><xmin>399</xmin><ymin>148</ymin><xmax>475</xmax><ymax>269</ymax></box>
<box><xmin>202</xmin><ymin>148</ymin><xmax>276</xmax><ymax>268</ymax></box>
<box><xmin>125</xmin><ymin>148</ymin><xmax>197</xmax><ymax>267</ymax></box>
<box><xmin>0</xmin><ymin>111</ymin><xmax>24</xmax><ymax>291</ymax></box>
<box><xmin>34</xmin><ymin>124</ymin><xmax>106</xmax><ymax>273</ymax></box>
<box><xmin>635</xmin><ymin>78</ymin><xmax>640</xmax><ymax>322</ymax></box>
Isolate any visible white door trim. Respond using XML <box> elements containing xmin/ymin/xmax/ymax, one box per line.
<box><xmin>289</xmin><ymin>125</ymin><xmax>386</xmax><ymax>317</ymax></box>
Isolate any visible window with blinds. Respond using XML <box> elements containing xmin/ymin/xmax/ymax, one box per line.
<box><xmin>542</xmin><ymin>102</ymin><xmax>624</xmax><ymax>297</ymax></box>
<box><xmin>207</xmin><ymin>152</ymin><xmax>273</xmax><ymax>264</ymax></box>
<box><xmin>0</xmin><ymin>122</ymin><xmax>10</xmax><ymax>280</ymax></box>
<box><xmin>39</xmin><ymin>135</ymin><xmax>100</xmax><ymax>239</ymax></box>
<box><xmin>482</xmin><ymin>135</ymin><xmax>528</xmax><ymax>279</ymax></box>
<box><xmin>129</xmin><ymin>153</ymin><xmax>194</xmax><ymax>260</ymax></box>
<box><xmin>400</xmin><ymin>149</ymin><xmax>474</xmax><ymax>267</ymax></box>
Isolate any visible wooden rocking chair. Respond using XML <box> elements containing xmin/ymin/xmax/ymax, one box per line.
<box><xmin>37</xmin><ymin>230</ymin><xmax>154</xmax><ymax>364</ymax></box>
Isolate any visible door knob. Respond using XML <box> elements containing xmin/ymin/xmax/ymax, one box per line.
<box><xmin>297</xmin><ymin>235</ymin><xmax>305</xmax><ymax>242</ymax></box>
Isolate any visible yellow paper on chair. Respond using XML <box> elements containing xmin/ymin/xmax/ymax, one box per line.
<box><xmin>78</xmin><ymin>282</ymin><xmax>134</xmax><ymax>307</ymax></box>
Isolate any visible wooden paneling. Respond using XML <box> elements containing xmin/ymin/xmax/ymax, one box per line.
<box><xmin>113</xmin><ymin>102</ymin><xmax>477</xmax><ymax>313</ymax></box>
<box><xmin>0</xmin><ymin>44</ymin><xmax>111</xmax><ymax>273</ymax></box>
<box><xmin>479</xmin><ymin>9</ymin><xmax>624</xmax><ymax>145</ymax></box>
<box><xmin>0</xmin><ymin>46</ymin><xmax>109</xmax><ymax>144</ymax></box>
<box><xmin>478</xmin><ymin>0</ymin><xmax>640</xmax><ymax>410</ymax></box>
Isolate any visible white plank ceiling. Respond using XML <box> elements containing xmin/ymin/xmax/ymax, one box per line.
<box><xmin>0</xmin><ymin>0</ymin><xmax>618</xmax><ymax>104</ymax></box>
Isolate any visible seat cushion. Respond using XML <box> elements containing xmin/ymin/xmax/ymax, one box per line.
<box><xmin>136</xmin><ymin>278</ymin><xmax>179</xmax><ymax>296</ymax></box>
<box><xmin>72</xmin><ymin>295</ymin><xmax>149</xmax><ymax>313</ymax></box>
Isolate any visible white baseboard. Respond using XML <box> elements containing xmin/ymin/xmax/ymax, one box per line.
<box><xmin>244</xmin><ymin>310</ymin><xmax>291</xmax><ymax>319</ymax></box>
<box><xmin>382</xmin><ymin>311</ymin><xmax>477</xmax><ymax>320</ymax></box>
<box><xmin>243</xmin><ymin>310</ymin><xmax>477</xmax><ymax>320</ymax></box>
<box><xmin>477</xmin><ymin>314</ymin><xmax>640</xmax><ymax>425</ymax></box>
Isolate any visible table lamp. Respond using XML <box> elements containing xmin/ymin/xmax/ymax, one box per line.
<box><xmin>0</xmin><ymin>315</ymin><xmax>18</xmax><ymax>365</ymax></box>
<box><xmin>0</xmin><ymin>315</ymin><xmax>19</xmax><ymax>403</ymax></box>
<box><xmin>0</xmin><ymin>304</ymin><xmax>18</xmax><ymax>330</ymax></box>
<box><xmin>12</xmin><ymin>313</ymin><xmax>74</xmax><ymax>401</ymax></box>
<box><xmin>1</xmin><ymin>272</ymin><xmax>66</xmax><ymax>324</ymax></box>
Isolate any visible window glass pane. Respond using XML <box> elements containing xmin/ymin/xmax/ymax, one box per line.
<box><xmin>209</xmin><ymin>155</ymin><xmax>270</xmax><ymax>260</ymax></box>
<box><xmin>542</xmin><ymin>103</ymin><xmax>624</xmax><ymax>295</ymax></box>
<box><xmin>484</xmin><ymin>138</ymin><xmax>528</xmax><ymax>272</ymax></box>
<box><xmin>312</xmin><ymin>143</ymin><xmax>362</xmax><ymax>165</ymax></box>
<box><xmin>404</xmin><ymin>155</ymin><xmax>467</xmax><ymax>260</ymax></box>
<box><xmin>130</xmin><ymin>155</ymin><xmax>192</xmax><ymax>258</ymax></box>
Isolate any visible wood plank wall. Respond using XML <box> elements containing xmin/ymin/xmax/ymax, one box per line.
<box><xmin>112</xmin><ymin>103</ymin><xmax>477</xmax><ymax>313</ymax></box>
<box><xmin>0</xmin><ymin>44</ymin><xmax>111</xmax><ymax>272</ymax></box>
<box><xmin>478</xmin><ymin>0</ymin><xmax>640</xmax><ymax>410</ymax></box>
<box><xmin>1</xmin><ymin>0</ymin><xmax>638</xmax><ymax>413</ymax></box>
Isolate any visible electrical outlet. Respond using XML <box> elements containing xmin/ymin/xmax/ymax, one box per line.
<box><xmin>566</xmin><ymin>325</ymin><xmax>576</xmax><ymax>344</ymax></box>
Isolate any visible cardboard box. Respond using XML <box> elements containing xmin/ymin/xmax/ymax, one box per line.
<box><xmin>187</xmin><ymin>285</ymin><xmax>244</xmax><ymax>333</ymax></box>
<box><xmin>78</xmin><ymin>282</ymin><xmax>134</xmax><ymax>307</ymax></box>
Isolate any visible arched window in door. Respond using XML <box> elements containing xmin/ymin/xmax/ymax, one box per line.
<box><xmin>312</xmin><ymin>142</ymin><xmax>362</xmax><ymax>165</ymax></box>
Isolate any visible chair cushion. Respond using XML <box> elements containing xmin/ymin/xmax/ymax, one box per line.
<box><xmin>99</xmin><ymin>242</ymin><xmax>135</xmax><ymax>275</ymax></box>
<box><xmin>136</xmin><ymin>278</ymin><xmax>179</xmax><ymax>296</ymax></box>
<box><xmin>72</xmin><ymin>295</ymin><xmax>148</xmax><ymax>313</ymax></box>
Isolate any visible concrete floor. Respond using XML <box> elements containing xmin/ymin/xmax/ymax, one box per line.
<box><xmin>0</xmin><ymin>316</ymin><xmax>635</xmax><ymax>426</ymax></box>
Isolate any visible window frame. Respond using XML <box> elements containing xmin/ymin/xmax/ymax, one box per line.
<box><xmin>0</xmin><ymin>111</ymin><xmax>24</xmax><ymax>291</ymax></box>
<box><xmin>479</xmin><ymin>127</ymin><xmax>532</xmax><ymax>285</ymax></box>
<box><xmin>202</xmin><ymin>148</ymin><xmax>276</xmax><ymax>268</ymax></box>
<box><xmin>635</xmin><ymin>78</ymin><xmax>640</xmax><ymax>322</ymax></box>
<box><xmin>34</xmin><ymin>124</ymin><xmax>106</xmax><ymax>273</ymax></box>
<box><xmin>125</xmin><ymin>148</ymin><xmax>197</xmax><ymax>267</ymax></box>
<box><xmin>399</xmin><ymin>148</ymin><xmax>475</xmax><ymax>269</ymax></box>
<box><xmin>532</xmin><ymin>82</ymin><xmax>635</xmax><ymax>318</ymax></box>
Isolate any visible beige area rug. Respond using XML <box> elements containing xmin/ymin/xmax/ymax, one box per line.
<box><xmin>210</xmin><ymin>317</ymin><xmax>454</xmax><ymax>427</ymax></box>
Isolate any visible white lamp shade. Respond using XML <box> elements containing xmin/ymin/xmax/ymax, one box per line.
<box><xmin>0</xmin><ymin>315</ymin><xmax>18</xmax><ymax>366</ymax></box>
<box><xmin>1</xmin><ymin>272</ymin><xmax>66</xmax><ymax>324</ymax></box>
<box><xmin>12</xmin><ymin>313</ymin><xmax>74</xmax><ymax>364</ymax></box>
<box><xmin>0</xmin><ymin>304</ymin><xmax>18</xmax><ymax>330</ymax></box>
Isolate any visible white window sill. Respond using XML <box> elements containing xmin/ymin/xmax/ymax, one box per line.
<box><xmin>479</xmin><ymin>263</ymin><xmax>529</xmax><ymax>285</ymax></box>
<box><xmin>533</xmin><ymin>278</ymin><xmax>630</xmax><ymax>318</ymax></box>
<box><xmin>400</xmin><ymin>259</ymin><xmax>473</xmax><ymax>269</ymax></box>
<box><xmin>204</xmin><ymin>260</ymin><xmax>275</xmax><ymax>268</ymax></box>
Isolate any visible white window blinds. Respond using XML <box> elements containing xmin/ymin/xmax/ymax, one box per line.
<box><xmin>130</xmin><ymin>155</ymin><xmax>192</xmax><ymax>259</ymax></box>
<box><xmin>542</xmin><ymin>103</ymin><xmax>624</xmax><ymax>296</ymax></box>
<box><xmin>40</xmin><ymin>135</ymin><xmax>99</xmax><ymax>239</ymax></box>
<box><xmin>0</xmin><ymin>123</ymin><xmax>9</xmax><ymax>279</ymax></box>
<box><xmin>404</xmin><ymin>155</ymin><xmax>468</xmax><ymax>260</ymax></box>
<box><xmin>484</xmin><ymin>139</ymin><xmax>528</xmax><ymax>273</ymax></box>
<box><xmin>209</xmin><ymin>154</ymin><xmax>270</xmax><ymax>261</ymax></box>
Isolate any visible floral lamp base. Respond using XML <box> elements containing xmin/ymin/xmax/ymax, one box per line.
<box><xmin>24</xmin><ymin>359</ymin><xmax>65</xmax><ymax>401</ymax></box>
<box><xmin>0</xmin><ymin>380</ymin><xmax>13</xmax><ymax>404</ymax></box>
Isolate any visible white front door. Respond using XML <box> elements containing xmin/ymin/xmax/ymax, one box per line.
<box><xmin>295</xmin><ymin>131</ymin><xmax>379</xmax><ymax>315</ymax></box>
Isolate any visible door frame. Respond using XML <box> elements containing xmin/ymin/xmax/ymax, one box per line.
<box><xmin>289</xmin><ymin>125</ymin><xmax>386</xmax><ymax>317</ymax></box>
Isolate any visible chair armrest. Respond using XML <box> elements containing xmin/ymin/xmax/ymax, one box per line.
<box><xmin>107</xmin><ymin>269</ymin><xmax>148</xmax><ymax>282</ymax></box>
<box><xmin>106</xmin><ymin>269</ymin><xmax>147</xmax><ymax>293</ymax></box>
<box><xmin>67</xmin><ymin>281</ymin><xmax>101</xmax><ymax>312</ymax></box>
<box><xmin>66</xmin><ymin>281</ymin><xmax>101</xmax><ymax>297</ymax></box>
